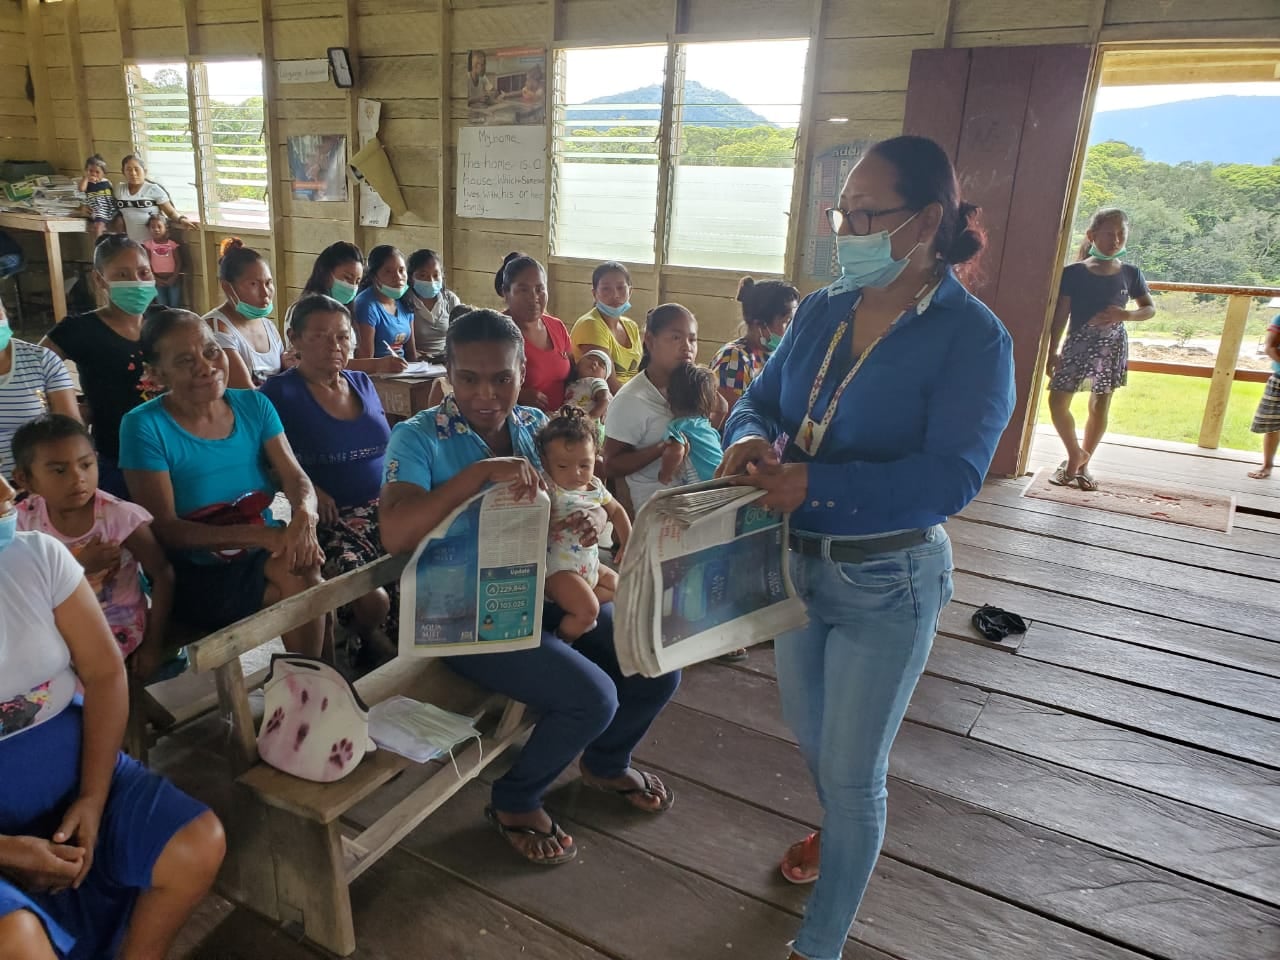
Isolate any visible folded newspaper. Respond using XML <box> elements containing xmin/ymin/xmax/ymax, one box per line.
<box><xmin>614</xmin><ymin>479</ymin><xmax>808</xmax><ymax>677</ymax></box>
<box><xmin>399</xmin><ymin>483</ymin><xmax>550</xmax><ymax>657</ymax></box>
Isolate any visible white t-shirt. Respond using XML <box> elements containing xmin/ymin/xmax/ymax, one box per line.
<box><xmin>605</xmin><ymin>371</ymin><xmax>677</xmax><ymax>510</ymax></box>
<box><xmin>0</xmin><ymin>531</ymin><xmax>83</xmax><ymax>741</ymax></box>
<box><xmin>0</xmin><ymin>338</ymin><xmax>76</xmax><ymax>479</ymax></box>
<box><xmin>116</xmin><ymin>180</ymin><xmax>173</xmax><ymax>241</ymax></box>
<box><xmin>205</xmin><ymin>307</ymin><xmax>285</xmax><ymax>385</ymax></box>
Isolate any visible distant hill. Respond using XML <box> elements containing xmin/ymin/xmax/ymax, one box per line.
<box><xmin>566</xmin><ymin>80</ymin><xmax>774</xmax><ymax>127</ymax></box>
<box><xmin>1088</xmin><ymin>96</ymin><xmax>1280</xmax><ymax>166</ymax></box>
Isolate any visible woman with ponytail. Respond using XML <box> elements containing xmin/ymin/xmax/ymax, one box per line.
<box><xmin>718</xmin><ymin>135</ymin><xmax>1015</xmax><ymax>960</ymax></box>
<box><xmin>203</xmin><ymin>237</ymin><xmax>286</xmax><ymax>388</ymax></box>
<box><xmin>710</xmin><ymin>276</ymin><xmax>799</xmax><ymax>414</ymax></box>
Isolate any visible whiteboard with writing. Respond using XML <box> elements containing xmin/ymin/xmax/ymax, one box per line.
<box><xmin>456</xmin><ymin>126</ymin><xmax>546</xmax><ymax>221</ymax></box>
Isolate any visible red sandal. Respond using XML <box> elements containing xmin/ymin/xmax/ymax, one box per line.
<box><xmin>780</xmin><ymin>831</ymin><xmax>820</xmax><ymax>884</ymax></box>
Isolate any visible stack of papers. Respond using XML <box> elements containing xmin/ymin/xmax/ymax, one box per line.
<box><xmin>375</xmin><ymin>361</ymin><xmax>446</xmax><ymax>379</ymax></box>
<box><xmin>398</xmin><ymin>483</ymin><xmax>549</xmax><ymax>658</ymax></box>
<box><xmin>614</xmin><ymin>479</ymin><xmax>808</xmax><ymax>677</ymax></box>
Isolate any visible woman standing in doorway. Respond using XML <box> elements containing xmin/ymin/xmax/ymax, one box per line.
<box><xmin>203</xmin><ymin>238</ymin><xmax>286</xmax><ymax>388</ymax></box>
<box><xmin>496</xmin><ymin>252</ymin><xmax>571</xmax><ymax>412</ymax></box>
<box><xmin>571</xmin><ymin>262</ymin><xmax>643</xmax><ymax>393</ymax></box>
<box><xmin>115</xmin><ymin>155</ymin><xmax>191</xmax><ymax>243</ymax></box>
<box><xmin>719</xmin><ymin>135</ymin><xmax>1014</xmax><ymax>960</ymax></box>
<box><xmin>1045</xmin><ymin>208</ymin><xmax>1155</xmax><ymax>490</ymax></box>
<box><xmin>710</xmin><ymin>276</ymin><xmax>799</xmax><ymax>415</ymax></box>
<box><xmin>41</xmin><ymin>234</ymin><xmax>157</xmax><ymax>498</ymax></box>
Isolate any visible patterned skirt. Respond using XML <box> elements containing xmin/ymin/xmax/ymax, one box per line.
<box><xmin>318</xmin><ymin>500</ymin><xmax>398</xmax><ymax>633</ymax></box>
<box><xmin>1252</xmin><ymin>374</ymin><xmax>1280</xmax><ymax>434</ymax></box>
<box><xmin>1050</xmin><ymin>324</ymin><xmax>1128</xmax><ymax>395</ymax></box>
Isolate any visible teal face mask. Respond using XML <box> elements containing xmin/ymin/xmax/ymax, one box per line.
<box><xmin>234</xmin><ymin>298</ymin><xmax>273</xmax><ymax>321</ymax></box>
<box><xmin>766</xmin><ymin>334</ymin><xmax>782</xmax><ymax>351</ymax></box>
<box><xmin>598</xmin><ymin>301</ymin><xmax>630</xmax><ymax>320</ymax></box>
<box><xmin>379</xmin><ymin>283</ymin><xmax>409</xmax><ymax>300</ymax></box>
<box><xmin>1088</xmin><ymin>244</ymin><xmax>1127</xmax><ymax>261</ymax></box>
<box><xmin>0</xmin><ymin>510</ymin><xmax>15</xmax><ymax>552</ymax></box>
<box><xmin>329</xmin><ymin>278</ymin><xmax>358</xmax><ymax>305</ymax></box>
<box><xmin>107</xmin><ymin>280</ymin><xmax>158</xmax><ymax>315</ymax></box>
<box><xmin>0</xmin><ymin>318</ymin><xmax>11</xmax><ymax>352</ymax></box>
<box><xmin>414</xmin><ymin>279</ymin><xmax>443</xmax><ymax>300</ymax></box>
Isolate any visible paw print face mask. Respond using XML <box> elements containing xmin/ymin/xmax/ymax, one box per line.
<box><xmin>257</xmin><ymin>655</ymin><xmax>375</xmax><ymax>783</ymax></box>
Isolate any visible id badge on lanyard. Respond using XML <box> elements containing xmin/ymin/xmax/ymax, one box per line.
<box><xmin>794</xmin><ymin>303</ymin><xmax>884</xmax><ymax>457</ymax></box>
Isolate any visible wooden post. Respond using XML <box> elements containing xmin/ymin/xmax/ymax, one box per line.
<box><xmin>63</xmin><ymin>0</ymin><xmax>94</xmax><ymax>165</ymax></box>
<box><xmin>23</xmin><ymin>0</ymin><xmax>56</xmax><ymax>164</ymax></box>
<box><xmin>436</xmin><ymin>0</ymin><xmax>453</xmax><ymax>264</ymax></box>
<box><xmin>934</xmin><ymin>0</ymin><xmax>958</xmax><ymax>48</ymax></box>
<box><xmin>256</xmin><ymin>0</ymin><xmax>287</xmax><ymax>303</ymax></box>
<box><xmin>783</xmin><ymin>0</ymin><xmax>826</xmax><ymax>283</ymax></box>
<box><xmin>1197</xmin><ymin>293</ymin><xmax>1251</xmax><ymax>449</ymax></box>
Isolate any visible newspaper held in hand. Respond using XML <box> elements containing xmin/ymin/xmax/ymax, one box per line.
<box><xmin>615</xmin><ymin>479</ymin><xmax>807</xmax><ymax>677</ymax></box>
<box><xmin>398</xmin><ymin>482</ymin><xmax>550</xmax><ymax>658</ymax></box>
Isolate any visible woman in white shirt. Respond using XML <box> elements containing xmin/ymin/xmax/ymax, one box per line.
<box><xmin>0</xmin><ymin>473</ymin><xmax>225</xmax><ymax>959</ymax></box>
<box><xmin>0</xmin><ymin>302</ymin><xmax>79</xmax><ymax>480</ymax></box>
<box><xmin>203</xmin><ymin>237</ymin><xmax>286</xmax><ymax>388</ymax></box>
<box><xmin>603</xmin><ymin>303</ymin><xmax>702</xmax><ymax>511</ymax></box>
<box><xmin>116</xmin><ymin>155</ymin><xmax>190</xmax><ymax>243</ymax></box>
<box><xmin>405</xmin><ymin>247</ymin><xmax>461</xmax><ymax>360</ymax></box>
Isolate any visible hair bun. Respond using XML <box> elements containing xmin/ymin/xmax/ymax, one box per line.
<box><xmin>736</xmin><ymin>276</ymin><xmax>755</xmax><ymax>304</ymax></box>
<box><xmin>218</xmin><ymin>236</ymin><xmax>244</xmax><ymax>259</ymax></box>
<box><xmin>945</xmin><ymin>202</ymin><xmax>984</xmax><ymax>266</ymax></box>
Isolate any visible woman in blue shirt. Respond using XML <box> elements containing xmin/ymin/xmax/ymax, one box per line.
<box><xmin>380</xmin><ymin>309</ymin><xmax>679</xmax><ymax>866</ymax></box>
<box><xmin>119</xmin><ymin>309</ymin><xmax>326</xmax><ymax>657</ymax></box>
<box><xmin>720</xmin><ymin>135</ymin><xmax>1015</xmax><ymax>960</ymax></box>
<box><xmin>352</xmin><ymin>245</ymin><xmax>417</xmax><ymax>362</ymax></box>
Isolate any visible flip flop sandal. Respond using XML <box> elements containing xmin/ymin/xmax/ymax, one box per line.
<box><xmin>1075</xmin><ymin>469</ymin><xmax>1098</xmax><ymax>492</ymax></box>
<box><xmin>780</xmin><ymin>832</ymin><xmax>820</xmax><ymax>885</ymax></box>
<box><xmin>484</xmin><ymin>806</ymin><xmax>578</xmax><ymax>866</ymax></box>
<box><xmin>716</xmin><ymin>647</ymin><xmax>750</xmax><ymax>663</ymax></box>
<box><xmin>1048</xmin><ymin>460</ymin><xmax>1077</xmax><ymax>487</ymax></box>
<box><xmin>583</xmin><ymin>769</ymin><xmax>675</xmax><ymax>813</ymax></box>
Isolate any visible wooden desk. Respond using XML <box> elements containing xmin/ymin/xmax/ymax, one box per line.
<box><xmin>0</xmin><ymin>210</ymin><xmax>90</xmax><ymax>323</ymax></box>
<box><xmin>372</xmin><ymin>373</ymin><xmax>446</xmax><ymax>420</ymax></box>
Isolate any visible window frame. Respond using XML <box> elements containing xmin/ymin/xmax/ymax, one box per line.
<box><xmin>549</xmin><ymin>37</ymin><xmax>812</xmax><ymax>279</ymax></box>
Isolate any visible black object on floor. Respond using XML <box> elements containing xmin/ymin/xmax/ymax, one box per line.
<box><xmin>971</xmin><ymin>605</ymin><xmax>1030</xmax><ymax>643</ymax></box>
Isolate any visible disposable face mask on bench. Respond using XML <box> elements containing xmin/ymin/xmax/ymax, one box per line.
<box><xmin>368</xmin><ymin>695</ymin><xmax>483</xmax><ymax>774</ymax></box>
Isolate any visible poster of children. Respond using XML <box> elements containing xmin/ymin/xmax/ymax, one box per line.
<box><xmin>287</xmin><ymin>134</ymin><xmax>349</xmax><ymax>201</ymax></box>
<box><xmin>466</xmin><ymin>47</ymin><xmax>546</xmax><ymax>126</ymax></box>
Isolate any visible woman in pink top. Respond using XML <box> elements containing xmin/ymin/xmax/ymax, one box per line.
<box><xmin>495</xmin><ymin>252</ymin><xmax>571</xmax><ymax>411</ymax></box>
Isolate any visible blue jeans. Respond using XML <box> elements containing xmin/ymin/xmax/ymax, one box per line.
<box><xmin>445</xmin><ymin>603</ymin><xmax>680</xmax><ymax>813</ymax></box>
<box><xmin>779</xmin><ymin>527</ymin><xmax>954</xmax><ymax>960</ymax></box>
<box><xmin>154</xmin><ymin>282</ymin><xmax>182</xmax><ymax>308</ymax></box>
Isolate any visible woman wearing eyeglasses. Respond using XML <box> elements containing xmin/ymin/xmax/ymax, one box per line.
<box><xmin>718</xmin><ymin>135</ymin><xmax>1015</xmax><ymax>960</ymax></box>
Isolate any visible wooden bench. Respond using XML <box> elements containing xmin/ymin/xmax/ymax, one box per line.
<box><xmin>184</xmin><ymin>553</ymin><xmax>533</xmax><ymax>957</ymax></box>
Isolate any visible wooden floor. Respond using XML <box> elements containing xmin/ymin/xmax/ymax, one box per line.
<box><xmin>165</xmin><ymin>433</ymin><xmax>1280</xmax><ymax>960</ymax></box>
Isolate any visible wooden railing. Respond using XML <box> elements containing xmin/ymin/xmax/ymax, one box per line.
<box><xmin>1135</xmin><ymin>280</ymin><xmax>1278</xmax><ymax>449</ymax></box>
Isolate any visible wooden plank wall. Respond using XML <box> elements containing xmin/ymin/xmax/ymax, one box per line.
<box><xmin>21</xmin><ymin>0</ymin><xmax>1280</xmax><ymax>360</ymax></box>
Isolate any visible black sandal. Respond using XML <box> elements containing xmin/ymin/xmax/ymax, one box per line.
<box><xmin>582</xmin><ymin>768</ymin><xmax>675</xmax><ymax>813</ymax></box>
<box><xmin>484</xmin><ymin>806</ymin><xmax>577</xmax><ymax>865</ymax></box>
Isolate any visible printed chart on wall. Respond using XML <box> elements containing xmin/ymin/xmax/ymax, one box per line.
<box><xmin>801</xmin><ymin>140</ymin><xmax>873</xmax><ymax>283</ymax></box>
<box><xmin>465</xmin><ymin>47</ymin><xmax>546</xmax><ymax>126</ymax></box>
<box><xmin>456</xmin><ymin>126</ymin><xmax>546</xmax><ymax>221</ymax></box>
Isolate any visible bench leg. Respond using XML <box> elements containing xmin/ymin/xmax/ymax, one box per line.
<box><xmin>267</xmin><ymin>808</ymin><xmax>356</xmax><ymax>956</ymax></box>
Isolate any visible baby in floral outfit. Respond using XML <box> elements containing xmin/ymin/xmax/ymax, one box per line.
<box><xmin>537</xmin><ymin>406</ymin><xmax>631</xmax><ymax>642</ymax></box>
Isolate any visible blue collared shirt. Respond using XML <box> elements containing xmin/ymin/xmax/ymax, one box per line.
<box><xmin>723</xmin><ymin>269</ymin><xmax>1015</xmax><ymax>537</ymax></box>
<box><xmin>383</xmin><ymin>395</ymin><xmax>547</xmax><ymax>492</ymax></box>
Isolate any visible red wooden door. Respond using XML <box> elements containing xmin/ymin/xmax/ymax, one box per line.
<box><xmin>904</xmin><ymin>44</ymin><xmax>1094</xmax><ymax>476</ymax></box>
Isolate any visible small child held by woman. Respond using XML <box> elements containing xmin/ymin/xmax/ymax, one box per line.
<box><xmin>11</xmin><ymin>414</ymin><xmax>174</xmax><ymax>678</ymax></box>
<box><xmin>566</xmin><ymin>349</ymin><xmax>613</xmax><ymax>440</ymax></box>
<box><xmin>78</xmin><ymin>153</ymin><xmax>119</xmax><ymax>239</ymax></box>
<box><xmin>143</xmin><ymin>212</ymin><xmax>185</xmax><ymax>308</ymax></box>
<box><xmin>537</xmin><ymin>406</ymin><xmax>631</xmax><ymax>642</ymax></box>
<box><xmin>659</xmin><ymin>363</ymin><xmax>723</xmax><ymax>485</ymax></box>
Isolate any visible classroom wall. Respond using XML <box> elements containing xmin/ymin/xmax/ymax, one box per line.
<box><xmin>17</xmin><ymin>0</ymin><xmax>1280</xmax><ymax>359</ymax></box>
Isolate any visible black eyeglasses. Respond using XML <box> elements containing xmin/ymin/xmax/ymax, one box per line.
<box><xmin>825</xmin><ymin>205</ymin><xmax>912</xmax><ymax>237</ymax></box>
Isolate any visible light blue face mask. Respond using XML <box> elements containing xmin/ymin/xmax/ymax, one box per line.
<box><xmin>1088</xmin><ymin>244</ymin><xmax>1127</xmax><ymax>261</ymax></box>
<box><xmin>597</xmin><ymin>300</ymin><xmax>631</xmax><ymax>320</ymax></box>
<box><xmin>234</xmin><ymin>298</ymin><xmax>273</xmax><ymax>321</ymax></box>
<box><xmin>329</xmin><ymin>278</ymin><xmax>359</xmax><ymax>305</ymax></box>
<box><xmin>379</xmin><ymin>282</ymin><xmax>409</xmax><ymax>301</ymax></box>
<box><xmin>0</xmin><ymin>510</ymin><xmax>16</xmax><ymax>552</ymax></box>
<box><xmin>0</xmin><ymin>318</ymin><xmax>11</xmax><ymax>352</ymax></box>
<box><xmin>831</xmin><ymin>210</ymin><xmax>922</xmax><ymax>293</ymax></box>
<box><xmin>414</xmin><ymin>278</ymin><xmax>443</xmax><ymax>300</ymax></box>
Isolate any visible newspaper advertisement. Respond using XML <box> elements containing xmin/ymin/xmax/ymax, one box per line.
<box><xmin>616</xmin><ymin>481</ymin><xmax>807</xmax><ymax>677</ymax></box>
<box><xmin>398</xmin><ymin>483</ymin><xmax>550</xmax><ymax>658</ymax></box>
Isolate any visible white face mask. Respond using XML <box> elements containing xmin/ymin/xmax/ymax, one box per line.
<box><xmin>369</xmin><ymin>696</ymin><xmax>482</xmax><ymax>774</ymax></box>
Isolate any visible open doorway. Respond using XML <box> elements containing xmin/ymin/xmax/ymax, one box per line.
<box><xmin>1028</xmin><ymin>46</ymin><xmax>1280</xmax><ymax>484</ymax></box>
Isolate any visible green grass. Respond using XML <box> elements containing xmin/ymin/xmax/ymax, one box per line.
<box><xmin>1142</xmin><ymin>291</ymin><xmax>1276</xmax><ymax>341</ymax></box>
<box><xmin>1036</xmin><ymin>371</ymin><xmax>1267</xmax><ymax>452</ymax></box>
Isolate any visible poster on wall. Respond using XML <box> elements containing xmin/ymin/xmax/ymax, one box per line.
<box><xmin>287</xmin><ymin>134</ymin><xmax>348</xmax><ymax>202</ymax></box>
<box><xmin>456</xmin><ymin>126</ymin><xmax>546</xmax><ymax>221</ymax></box>
<box><xmin>465</xmin><ymin>47</ymin><xmax>546</xmax><ymax>126</ymax></box>
<box><xmin>801</xmin><ymin>140</ymin><xmax>874</xmax><ymax>282</ymax></box>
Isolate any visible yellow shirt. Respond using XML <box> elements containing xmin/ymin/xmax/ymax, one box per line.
<box><xmin>571</xmin><ymin>307</ymin><xmax>643</xmax><ymax>385</ymax></box>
